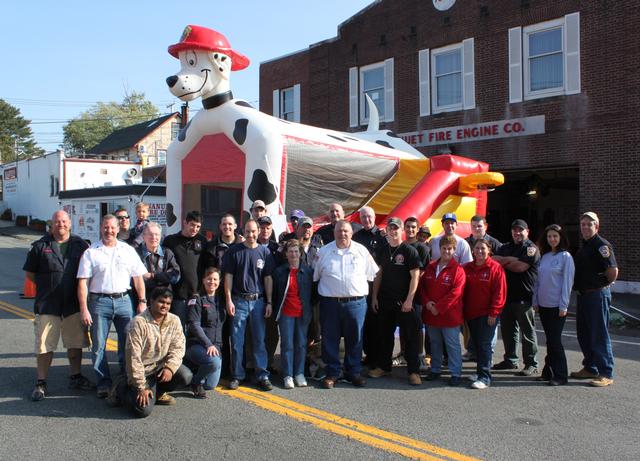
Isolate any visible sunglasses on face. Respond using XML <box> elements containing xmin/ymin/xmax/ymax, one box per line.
<box><xmin>117</xmin><ymin>215</ymin><xmax>130</xmax><ymax>220</ymax></box>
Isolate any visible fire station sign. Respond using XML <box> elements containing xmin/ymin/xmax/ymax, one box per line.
<box><xmin>399</xmin><ymin>115</ymin><xmax>545</xmax><ymax>147</ymax></box>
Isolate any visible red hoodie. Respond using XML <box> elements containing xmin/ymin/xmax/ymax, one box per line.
<box><xmin>462</xmin><ymin>257</ymin><xmax>507</xmax><ymax>320</ymax></box>
<box><xmin>419</xmin><ymin>258</ymin><xmax>466</xmax><ymax>328</ymax></box>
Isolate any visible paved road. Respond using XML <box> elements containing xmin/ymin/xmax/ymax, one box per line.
<box><xmin>1</xmin><ymin>235</ymin><xmax>639</xmax><ymax>461</ymax></box>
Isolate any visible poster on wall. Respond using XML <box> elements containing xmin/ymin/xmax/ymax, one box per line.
<box><xmin>3</xmin><ymin>167</ymin><xmax>18</xmax><ymax>196</ymax></box>
<box><xmin>147</xmin><ymin>201</ymin><xmax>167</xmax><ymax>226</ymax></box>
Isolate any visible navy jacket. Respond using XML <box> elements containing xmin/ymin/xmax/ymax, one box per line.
<box><xmin>186</xmin><ymin>294</ymin><xmax>226</xmax><ymax>349</ymax></box>
<box><xmin>272</xmin><ymin>263</ymin><xmax>314</xmax><ymax>325</ymax></box>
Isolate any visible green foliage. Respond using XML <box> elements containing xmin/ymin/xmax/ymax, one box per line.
<box><xmin>63</xmin><ymin>91</ymin><xmax>159</xmax><ymax>154</ymax></box>
<box><xmin>0</xmin><ymin>99</ymin><xmax>45</xmax><ymax>162</ymax></box>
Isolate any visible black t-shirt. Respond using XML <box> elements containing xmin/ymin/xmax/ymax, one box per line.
<box><xmin>375</xmin><ymin>242</ymin><xmax>421</xmax><ymax>302</ymax></box>
<box><xmin>316</xmin><ymin>222</ymin><xmax>363</xmax><ymax>245</ymax></box>
<box><xmin>222</xmin><ymin>243</ymin><xmax>274</xmax><ymax>295</ymax></box>
<box><xmin>408</xmin><ymin>240</ymin><xmax>430</xmax><ymax>268</ymax></box>
<box><xmin>162</xmin><ymin>232</ymin><xmax>207</xmax><ymax>299</ymax></box>
<box><xmin>201</xmin><ymin>235</ymin><xmax>235</xmax><ymax>270</ymax></box>
<box><xmin>23</xmin><ymin>234</ymin><xmax>89</xmax><ymax>316</ymax></box>
<box><xmin>465</xmin><ymin>233</ymin><xmax>502</xmax><ymax>255</ymax></box>
<box><xmin>574</xmin><ymin>234</ymin><xmax>617</xmax><ymax>291</ymax></box>
<box><xmin>496</xmin><ymin>239</ymin><xmax>540</xmax><ymax>302</ymax></box>
<box><xmin>353</xmin><ymin>227</ymin><xmax>384</xmax><ymax>256</ymax></box>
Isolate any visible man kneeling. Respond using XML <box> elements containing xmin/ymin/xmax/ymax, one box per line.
<box><xmin>115</xmin><ymin>287</ymin><xmax>192</xmax><ymax>417</ymax></box>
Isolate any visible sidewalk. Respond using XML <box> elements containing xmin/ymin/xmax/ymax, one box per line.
<box><xmin>0</xmin><ymin>220</ymin><xmax>45</xmax><ymax>241</ymax></box>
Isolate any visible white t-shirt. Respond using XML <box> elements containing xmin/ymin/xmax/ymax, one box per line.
<box><xmin>77</xmin><ymin>240</ymin><xmax>147</xmax><ymax>294</ymax></box>
<box><xmin>430</xmin><ymin>234</ymin><xmax>473</xmax><ymax>264</ymax></box>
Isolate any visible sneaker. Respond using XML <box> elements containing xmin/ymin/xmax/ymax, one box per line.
<box><xmin>470</xmin><ymin>380</ymin><xmax>488</xmax><ymax>390</ymax></box>
<box><xmin>392</xmin><ymin>353</ymin><xmax>407</xmax><ymax>367</ymax></box>
<box><xmin>294</xmin><ymin>374</ymin><xmax>308</xmax><ymax>387</ymax></box>
<box><xmin>31</xmin><ymin>381</ymin><xmax>47</xmax><ymax>401</ymax></box>
<box><xmin>283</xmin><ymin>376</ymin><xmax>294</xmax><ymax>389</ymax></box>
<box><xmin>368</xmin><ymin>368</ymin><xmax>390</xmax><ymax>378</ymax></box>
<box><xmin>228</xmin><ymin>379</ymin><xmax>240</xmax><ymax>390</ymax></box>
<box><xmin>449</xmin><ymin>376</ymin><xmax>462</xmax><ymax>386</ymax></box>
<box><xmin>517</xmin><ymin>366</ymin><xmax>539</xmax><ymax>377</ymax></box>
<box><xmin>408</xmin><ymin>373</ymin><xmax>422</xmax><ymax>386</ymax></box>
<box><xmin>570</xmin><ymin>368</ymin><xmax>599</xmax><ymax>380</ymax></box>
<box><xmin>424</xmin><ymin>371</ymin><xmax>441</xmax><ymax>381</ymax></box>
<box><xmin>156</xmin><ymin>393</ymin><xmax>176</xmax><ymax>405</ymax></box>
<box><xmin>467</xmin><ymin>373</ymin><xmax>478</xmax><ymax>382</ymax></box>
<box><xmin>322</xmin><ymin>376</ymin><xmax>338</xmax><ymax>389</ymax></box>
<box><xmin>192</xmin><ymin>384</ymin><xmax>208</xmax><ymax>399</ymax></box>
<box><xmin>96</xmin><ymin>387</ymin><xmax>110</xmax><ymax>399</ymax></box>
<box><xmin>492</xmin><ymin>360</ymin><xmax>519</xmax><ymax>370</ymax></box>
<box><xmin>258</xmin><ymin>378</ymin><xmax>273</xmax><ymax>392</ymax></box>
<box><xmin>69</xmin><ymin>374</ymin><xmax>95</xmax><ymax>391</ymax></box>
<box><xmin>589</xmin><ymin>376</ymin><xmax>614</xmax><ymax>387</ymax></box>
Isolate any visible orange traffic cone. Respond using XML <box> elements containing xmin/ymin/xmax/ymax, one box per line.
<box><xmin>21</xmin><ymin>276</ymin><xmax>36</xmax><ymax>299</ymax></box>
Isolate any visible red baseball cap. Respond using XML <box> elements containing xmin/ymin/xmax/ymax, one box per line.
<box><xmin>168</xmin><ymin>25</ymin><xmax>250</xmax><ymax>71</ymax></box>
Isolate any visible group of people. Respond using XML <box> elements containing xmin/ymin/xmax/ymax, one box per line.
<box><xmin>23</xmin><ymin>199</ymin><xmax>618</xmax><ymax>418</ymax></box>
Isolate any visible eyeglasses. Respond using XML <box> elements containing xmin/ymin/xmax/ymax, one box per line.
<box><xmin>116</xmin><ymin>215</ymin><xmax>130</xmax><ymax>220</ymax></box>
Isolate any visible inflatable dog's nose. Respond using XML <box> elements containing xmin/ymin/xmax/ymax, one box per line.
<box><xmin>166</xmin><ymin>76</ymin><xmax>179</xmax><ymax>88</ymax></box>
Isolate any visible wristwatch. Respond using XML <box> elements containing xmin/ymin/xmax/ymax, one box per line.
<box><xmin>138</xmin><ymin>299</ymin><xmax>147</xmax><ymax>304</ymax></box>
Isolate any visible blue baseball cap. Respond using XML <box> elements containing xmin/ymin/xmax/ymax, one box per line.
<box><xmin>441</xmin><ymin>213</ymin><xmax>457</xmax><ymax>222</ymax></box>
<box><xmin>289</xmin><ymin>209</ymin><xmax>305</xmax><ymax>220</ymax></box>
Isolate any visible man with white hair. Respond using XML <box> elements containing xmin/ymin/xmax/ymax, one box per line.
<box><xmin>136</xmin><ymin>222</ymin><xmax>181</xmax><ymax>300</ymax></box>
<box><xmin>24</xmin><ymin>210</ymin><xmax>92</xmax><ymax>401</ymax></box>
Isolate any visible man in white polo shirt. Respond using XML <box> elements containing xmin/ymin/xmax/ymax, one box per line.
<box><xmin>314</xmin><ymin>220</ymin><xmax>378</xmax><ymax>389</ymax></box>
<box><xmin>77</xmin><ymin>214</ymin><xmax>148</xmax><ymax>398</ymax></box>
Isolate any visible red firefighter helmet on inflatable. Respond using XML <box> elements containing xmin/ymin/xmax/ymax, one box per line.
<box><xmin>168</xmin><ymin>25</ymin><xmax>250</xmax><ymax>71</ymax></box>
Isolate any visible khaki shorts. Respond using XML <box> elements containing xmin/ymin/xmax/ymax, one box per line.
<box><xmin>34</xmin><ymin>313</ymin><xmax>90</xmax><ymax>354</ymax></box>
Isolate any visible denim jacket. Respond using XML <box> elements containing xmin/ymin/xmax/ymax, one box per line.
<box><xmin>272</xmin><ymin>263</ymin><xmax>313</xmax><ymax>325</ymax></box>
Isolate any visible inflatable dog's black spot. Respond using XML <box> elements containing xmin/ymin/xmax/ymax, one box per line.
<box><xmin>214</xmin><ymin>54</ymin><xmax>219</xmax><ymax>59</ymax></box>
<box><xmin>221</xmin><ymin>56</ymin><xmax>227</xmax><ymax>61</ymax></box>
<box><xmin>343</xmin><ymin>136</ymin><xmax>360</xmax><ymax>141</ymax></box>
<box><xmin>178</xmin><ymin>120</ymin><xmax>192</xmax><ymax>142</ymax></box>
<box><xmin>233</xmin><ymin>119</ymin><xmax>249</xmax><ymax>145</ymax></box>
<box><xmin>247</xmin><ymin>169</ymin><xmax>277</xmax><ymax>205</ymax></box>
<box><xmin>166</xmin><ymin>203</ymin><xmax>177</xmax><ymax>227</ymax></box>
<box><xmin>387</xmin><ymin>131</ymin><xmax>400</xmax><ymax>138</ymax></box>
<box><xmin>376</xmin><ymin>140</ymin><xmax>394</xmax><ymax>149</ymax></box>
<box><xmin>327</xmin><ymin>134</ymin><xmax>347</xmax><ymax>143</ymax></box>
<box><xmin>235</xmin><ymin>101</ymin><xmax>254</xmax><ymax>109</ymax></box>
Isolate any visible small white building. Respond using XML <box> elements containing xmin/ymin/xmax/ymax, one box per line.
<box><xmin>0</xmin><ymin>150</ymin><xmax>143</xmax><ymax>222</ymax></box>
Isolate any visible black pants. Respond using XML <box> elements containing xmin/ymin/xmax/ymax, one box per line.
<box><xmin>362</xmin><ymin>286</ymin><xmax>378</xmax><ymax>361</ymax></box>
<box><xmin>170</xmin><ymin>298</ymin><xmax>188</xmax><ymax>332</ymax></box>
<box><xmin>118</xmin><ymin>364</ymin><xmax>192</xmax><ymax>418</ymax></box>
<box><xmin>538</xmin><ymin>307</ymin><xmax>568</xmax><ymax>380</ymax></box>
<box><xmin>374</xmin><ymin>299</ymin><xmax>422</xmax><ymax>374</ymax></box>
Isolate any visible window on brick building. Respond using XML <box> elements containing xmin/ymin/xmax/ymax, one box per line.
<box><xmin>157</xmin><ymin>149</ymin><xmax>167</xmax><ymax>166</ymax></box>
<box><xmin>418</xmin><ymin>39</ymin><xmax>475</xmax><ymax>116</ymax></box>
<box><xmin>272</xmin><ymin>84</ymin><xmax>300</xmax><ymax>122</ymax></box>
<box><xmin>509</xmin><ymin>12</ymin><xmax>581</xmax><ymax>102</ymax></box>
<box><xmin>349</xmin><ymin>58</ymin><xmax>394</xmax><ymax>127</ymax></box>
<box><xmin>171</xmin><ymin>122</ymin><xmax>180</xmax><ymax>140</ymax></box>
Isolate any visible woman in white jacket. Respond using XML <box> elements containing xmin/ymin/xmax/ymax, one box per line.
<box><xmin>533</xmin><ymin>224</ymin><xmax>575</xmax><ymax>386</ymax></box>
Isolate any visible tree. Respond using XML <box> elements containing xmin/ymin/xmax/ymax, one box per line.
<box><xmin>0</xmin><ymin>99</ymin><xmax>45</xmax><ymax>163</ymax></box>
<box><xmin>63</xmin><ymin>91</ymin><xmax>159</xmax><ymax>154</ymax></box>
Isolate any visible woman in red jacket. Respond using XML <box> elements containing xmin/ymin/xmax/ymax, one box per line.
<box><xmin>463</xmin><ymin>239</ymin><xmax>507</xmax><ymax>389</ymax></box>
<box><xmin>419</xmin><ymin>235</ymin><xmax>466</xmax><ymax>386</ymax></box>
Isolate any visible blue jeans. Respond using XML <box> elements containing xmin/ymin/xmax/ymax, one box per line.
<box><xmin>185</xmin><ymin>344</ymin><xmax>223</xmax><ymax>390</ymax></box>
<box><xmin>577</xmin><ymin>288</ymin><xmax>614</xmax><ymax>378</ymax></box>
<box><xmin>230</xmin><ymin>297</ymin><xmax>269</xmax><ymax>381</ymax></box>
<box><xmin>278</xmin><ymin>314</ymin><xmax>309</xmax><ymax>378</ymax></box>
<box><xmin>428</xmin><ymin>325</ymin><xmax>462</xmax><ymax>377</ymax></box>
<box><xmin>468</xmin><ymin>316</ymin><xmax>499</xmax><ymax>384</ymax></box>
<box><xmin>88</xmin><ymin>294</ymin><xmax>134</xmax><ymax>389</ymax></box>
<box><xmin>320</xmin><ymin>297</ymin><xmax>367</xmax><ymax>379</ymax></box>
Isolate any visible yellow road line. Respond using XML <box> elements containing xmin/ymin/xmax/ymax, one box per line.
<box><xmin>218</xmin><ymin>385</ymin><xmax>481</xmax><ymax>461</ymax></box>
<box><xmin>0</xmin><ymin>300</ymin><xmax>118</xmax><ymax>351</ymax></box>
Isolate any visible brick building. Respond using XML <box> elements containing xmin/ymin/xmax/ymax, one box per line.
<box><xmin>259</xmin><ymin>0</ymin><xmax>640</xmax><ymax>290</ymax></box>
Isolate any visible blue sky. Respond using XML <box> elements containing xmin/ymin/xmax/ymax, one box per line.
<box><xmin>1</xmin><ymin>0</ymin><xmax>374</xmax><ymax>151</ymax></box>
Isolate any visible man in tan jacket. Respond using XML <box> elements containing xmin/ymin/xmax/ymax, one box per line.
<box><xmin>114</xmin><ymin>287</ymin><xmax>192</xmax><ymax>417</ymax></box>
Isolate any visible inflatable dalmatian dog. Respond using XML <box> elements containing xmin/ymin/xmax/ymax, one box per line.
<box><xmin>165</xmin><ymin>25</ymin><xmax>424</xmax><ymax>234</ymax></box>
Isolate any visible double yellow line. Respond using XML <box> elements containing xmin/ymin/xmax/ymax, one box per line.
<box><xmin>217</xmin><ymin>384</ymin><xmax>481</xmax><ymax>461</ymax></box>
<box><xmin>0</xmin><ymin>299</ymin><xmax>118</xmax><ymax>351</ymax></box>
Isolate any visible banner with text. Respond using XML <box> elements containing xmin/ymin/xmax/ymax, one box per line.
<box><xmin>399</xmin><ymin>115</ymin><xmax>545</xmax><ymax>147</ymax></box>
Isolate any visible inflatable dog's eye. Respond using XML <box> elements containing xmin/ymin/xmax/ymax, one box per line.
<box><xmin>186</xmin><ymin>51</ymin><xmax>197</xmax><ymax>67</ymax></box>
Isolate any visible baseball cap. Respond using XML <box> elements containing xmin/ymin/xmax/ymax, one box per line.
<box><xmin>289</xmin><ymin>209</ymin><xmax>305</xmax><ymax>220</ymax></box>
<box><xmin>299</xmin><ymin>216</ymin><xmax>313</xmax><ymax>227</ymax></box>
<box><xmin>441</xmin><ymin>213</ymin><xmax>457</xmax><ymax>222</ymax></box>
<box><xmin>387</xmin><ymin>217</ymin><xmax>403</xmax><ymax>228</ymax></box>
<box><xmin>511</xmin><ymin>219</ymin><xmax>528</xmax><ymax>229</ymax></box>
<box><xmin>418</xmin><ymin>225</ymin><xmax>431</xmax><ymax>235</ymax></box>
<box><xmin>251</xmin><ymin>200</ymin><xmax>266</xmax><ymax>210</ymax></box>
<box><xmin>257</xmin><ymin>216</ymin><xmax>272</xmax><ymax>226</ymax></box>
<box><xmin>581</xmin><ymin>211</ymin><xmax>599</xmax><ymax>223</ymax></box>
